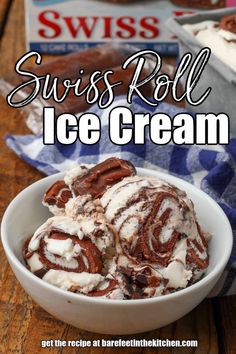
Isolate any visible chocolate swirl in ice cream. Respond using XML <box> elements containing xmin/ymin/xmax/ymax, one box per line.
<box><xmin>24</xmin><ymin>158</ymin><xmax>210</xmax><ymax>299</ymax></box>
<box><xmin>88</xmin><ymin>278</ymin><xmax>118</xmax><ymax>297</ymax></box>
<box><xmin>114</xmin><ymin>254</ymin><xmax>167</xmax><ymax>299</ymax></box>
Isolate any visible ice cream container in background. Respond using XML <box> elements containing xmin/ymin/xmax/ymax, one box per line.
<box><xmin>166</xmin><ymin>7</ymin><xmax>236</xmax><ymax>136</ymax></box>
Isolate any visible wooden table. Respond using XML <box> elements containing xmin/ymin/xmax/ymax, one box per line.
<box><xmin>0</xmin><ymin>1</ymin><xmax>235</xmax><ymax>353</ymax></box>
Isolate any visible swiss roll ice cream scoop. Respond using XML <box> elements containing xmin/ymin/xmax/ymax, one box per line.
<box><xmin>24</xmin><ymin>158</ymin><xmax>210</xmax><ymax>299</ymax></box>
<box><xmin>100</xmin><ymin>176</ymin><xmax>209</xmax><ymax>297</ymax></box>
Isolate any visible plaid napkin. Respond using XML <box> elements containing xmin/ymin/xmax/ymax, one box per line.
<box><xmin>5</xmin><ymin>96</ymin><xmax>236</xmax><ymax>296</ymax></box>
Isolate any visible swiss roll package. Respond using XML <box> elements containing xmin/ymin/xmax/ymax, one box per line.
<box><xmin>24</xmin><ymin>0</ymin><xmax>235</xmax><ymax>55</ymax></box>
<box><xmin>25</xmin><ymin>0</ymin><xmax>181</xmax><ymax>55</ymax></box>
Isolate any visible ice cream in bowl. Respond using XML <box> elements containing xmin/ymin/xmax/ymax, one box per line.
<box><xmin>1</xmin><ymin>158</ymin><xmax>233</xmax><ymax>334</ymax></box>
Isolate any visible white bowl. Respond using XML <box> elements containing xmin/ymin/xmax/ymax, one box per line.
<box><xmin>1</xmin><ymin>168</ymin><xmax>233</xmax><ymax>335</ymax></box>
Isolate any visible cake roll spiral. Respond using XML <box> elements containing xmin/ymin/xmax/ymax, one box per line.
<box><xmin>101</xmin><ymin>176</ymin><xmax>209</xmax><ymax>286</ymax></box>
<box><xmin>24</xmin><ymin>216</ymin><xmax>104</xmax><ymax>274</ymax></box>
<box><xmin>23</xmin><ymin>215</ymin><xmax>117</xmax><ymax>294</ymax></box>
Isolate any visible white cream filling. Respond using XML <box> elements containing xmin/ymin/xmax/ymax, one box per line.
<box><xmin>43</xmin><ymin>270</ymin><xmax>104</xmax><ymax>292</ymax></box>
<box><xmin>64</xmin><ymin>165</ymin><xmax>89</xmax><ymax>186</ymax></box>
<box><xmin>65</xmin><ymin>195</ymin><xmax>93</xmax><ymax>218</ymax></box>
<box><xmin>106</xmin><ymin>288</ymin><xmax>124</xmax><ymax>300</ymax></box>
<box><xmin>27</xmin><ymin>253</ymin><xmax>43</xmax><ymax>272</ymax></box>
<box><xmin>42</xmin><ymin>202</ymin><xmax>66</xmax><ymax>216</ymax></box>
<box><xmin>45</xmin><ymin>237</ymin><xmax>81</xmax><ymax>261</ymax></box>
<box><xmin>161</xmin><ymin>261</ymin><xmax>192</xmax><ymax>289</ymax></box>
<box><xmin>119</xmin><ymin>215</ymin><xmax>141</xmax><ymax>242</ymax></box>
<box><xmin>101</xmin><ymin>178</ymin><xmax>151</xmax><ymax>219</ymax></box>
<box><xmin>190</xmin><ymin>240</ymin><xmax>208</xmax><ymax>261</ymax></box>
<box><xmin>44</xmin><ymin>249</ymin><xmax>79</xmax><ymax>269</ymax></box>
<box><xmin>172</xmin><ymin>238</ymin><xmax>187</xmax><ymax>265</ymax></box>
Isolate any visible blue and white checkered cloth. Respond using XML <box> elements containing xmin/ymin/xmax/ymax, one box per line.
<box><xmin>5</xmin><ymin>96</ymin><xmax>236</xmax><ymax>296</ymax></box>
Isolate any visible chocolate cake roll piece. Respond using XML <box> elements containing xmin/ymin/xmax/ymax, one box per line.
<box><xmin>23</xmin><ymin>214</ymin><xmax>116</xmax><ymax>273</ymax></box>
<box><xmin>27</xmin><ymin>44</ymin><xmax>133</xmax><ymax>81</ymax></box>
<box><xmin>24</xmin><ymin>229</ymin><xmax>103</xmax><ymax>275</ymax></box>
<box><xmin>171</xmin><ymin>0</ymin><xmax>225</xmax><ymax>9</ymax></box>
<box><xmin>220</xmin><ymin>14</ymin><xmax>236</xmax><ymax>35</ymax></box>
<box><xmin>43</xmin><ymin>165</ymin><xmax>89</xmax><ymax>214</ymax></box>
<box><xmin>71</xmin><ymin>158</ymin><xmax>136</xmax><ymax>198</ymax></box>
<box><xmin>43</xmin><ymin>181</ymin><xmax>72</xmax><ymax>210</ymax></box>
<box><xmin>43</xmin><ymin>158</ymin><xmax>136</xmax><ymax>216</ymax></box>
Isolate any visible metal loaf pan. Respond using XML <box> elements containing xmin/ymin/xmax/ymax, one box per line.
<box><xmin>166</xmin><ymin>8</ymin><xmax>236</xmax><ymax>136</ymax></box>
